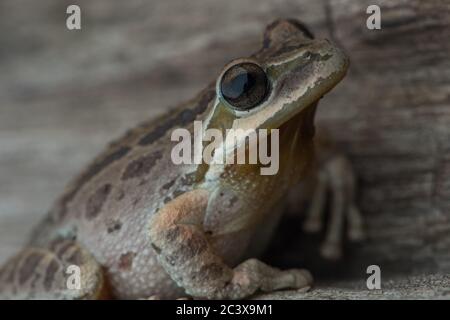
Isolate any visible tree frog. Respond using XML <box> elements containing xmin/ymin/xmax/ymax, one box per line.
<box><xmin>0</xmin><ymin>19</ymin><xmax>363</xmax><ymax>299</ymax></box>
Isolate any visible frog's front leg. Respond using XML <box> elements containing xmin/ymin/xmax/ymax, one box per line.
<box><xmin>303</xmin><ymin>154</ymin><xmax>365</xmax><ymax>260</ymax></box>
<box><xmin>0</xmin><ymin>239</ymin><xmax>107</xmax><ymax>299</ymax></box>
<box><xmin>149</xmin><ymin>189</ymin><xmax>312</xmax><ymax>299</ymax></box>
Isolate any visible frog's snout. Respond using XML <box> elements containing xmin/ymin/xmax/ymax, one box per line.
<box><xmin>332</xmin><ymin>43</ymin><xmax>350</xmax><ymax>74</ymax></box>
<box><xmin>315</xmin><ymin>39</ymin><xmax>350</xmax><ymax>81</ymax></box>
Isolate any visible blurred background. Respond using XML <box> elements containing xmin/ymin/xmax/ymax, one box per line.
<box><xmin>1</xmin><ymin>0</ymin><xmax>450</xmax><ymax>298</ymax></box>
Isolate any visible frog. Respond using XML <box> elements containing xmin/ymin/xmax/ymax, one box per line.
<box><xmin>0</xmin><ymin>19</ymin><xmax>363</xmax><ymax>300</ymax></box>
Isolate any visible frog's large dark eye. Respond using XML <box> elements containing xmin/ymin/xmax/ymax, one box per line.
<box><xmin>220</xmin><ymin>62</ymin><xmax>268</xmax><ymax>110</ymax></box>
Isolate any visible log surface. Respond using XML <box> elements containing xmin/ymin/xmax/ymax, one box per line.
<box><xmin>1</xmin><ymin>0</ymin><xmax>449</xmax><ymax>298</ymax></box>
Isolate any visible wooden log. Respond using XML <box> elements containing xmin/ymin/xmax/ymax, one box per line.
<box><xmin>0</xmin><ymin>0</ymin><xmax>449</xmax><ymax>297</ymax></box>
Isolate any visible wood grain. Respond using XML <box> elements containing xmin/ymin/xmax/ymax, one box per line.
<box><xmin>1</xmin><ymin>0</ymin><xmax>449</xmax><ymax>295</ymax></box>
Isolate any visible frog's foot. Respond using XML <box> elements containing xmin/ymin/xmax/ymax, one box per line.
<box><xmin>303</xmin><ymin>155</ymin><xmax>365</xmax><ymax>260</ymax></box>
<box><xmin>145</xmin><ymin>295</ymin><xmax>192</xmax><ymax>300</ymax></box>
<box><xmin>145</xmin><ymin>295</ymin><xmax>163</xmax><ymax>300</ymax></box>
<box><xmin>0</xmin><ymin>239</ymin><xmax>107</xmax><ymax>300</ymax></box>
<box><xmin>149</xmin><ymin>189</ymin><xmax>313</xmax><ymax>299</ymax></box>
<box><xmin>228</xmin><ymin>259</ymin><xmax>313</xmax><ymax>299</ymax></box>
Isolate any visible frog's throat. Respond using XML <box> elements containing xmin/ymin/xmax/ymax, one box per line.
<box><xmin>193</xmin><ymin>100</ymin><xmax>317</xmax><ymax>185</ymax></box>
<box><xmin>276</xmin><ymin>102</ymin><xmax>317</xmax><ymax>181</ymax></box>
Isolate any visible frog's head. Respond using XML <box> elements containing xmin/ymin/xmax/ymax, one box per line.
<box><xmin>197</xmin><ymin>20</ymin><xmax>350</xmax><ymax>229</ymax></box>
<box><xmin>212</xmin><ymin>19</ymin><xmax>349</xmax><ymax>132</ymax></box>
<box><xmin>200</xmin><ymin>19</ymin><xmax>349</xmax><ymax>189</ymax></box>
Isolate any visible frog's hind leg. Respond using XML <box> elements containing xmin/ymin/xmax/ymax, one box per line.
<box><xmin>303</xmin><ymin>170</ymin><xmax>328</xmax><ymax>233</ymax></box>
<box><xmin>0</xmin><ymin>239</ymin><xmax>107</xmax><ymax>300</ymax></box>
<box><xmin>303</xmin><ymin>154</ymin><xmax>365</xmax><ymax>260</ymax></box>
<box><xmin>319</xmin><ymin>156</ymin><xmax>347</xmax><ymax>260</ymax></box>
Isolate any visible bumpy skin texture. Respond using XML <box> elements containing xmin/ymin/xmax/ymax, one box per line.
<box><xmin>0</xmin><ymin>19</ymin><xmax>359</xmax><ymax>299</ymax></box>
<box><xmin>0</xmin><ymin>240</ymin><xmax>106</xmax><ymax>299</ymax></box>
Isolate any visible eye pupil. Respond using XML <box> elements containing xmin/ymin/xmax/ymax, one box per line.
<box><xmin>220</xmin><ymin>63</ymin><xmax>268</xmax><ymax>110</ymax></box>
<box><xmin>223</xmin><ymin>73</ymin><xmax>252</xmax><ymax>99</ymax></box>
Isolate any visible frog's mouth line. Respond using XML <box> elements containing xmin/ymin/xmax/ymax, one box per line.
<box><xmin>266</xmin><ymin>65</ymin><xmax>348</xmax><ymax>132</ymax></box>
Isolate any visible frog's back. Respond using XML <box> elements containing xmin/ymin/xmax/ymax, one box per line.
<box><xmin>28</xmin><ymin>85</ymin><xmax>216</xmax><ymax>298</ymax></box>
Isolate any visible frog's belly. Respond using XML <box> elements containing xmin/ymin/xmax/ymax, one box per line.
<box><xmin>211</xmin><ymin>205</ymin><xmax>285</xmax><ymax>266</ymax></box>
<box><xmin>106</xmin><ymin>247</ymin><xmax>185</xmax><ymax>299</ymax></box>
<box><xmin>70</xmin><ymin>211</ymin><xmax>184</xmax><ymax>299</ymax></box>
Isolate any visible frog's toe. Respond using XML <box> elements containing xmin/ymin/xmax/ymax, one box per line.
<box><xmin>320</xmin><ymin>241</ymin><xmax>342</xmax><ymax>260</ymax></box>
<box><xmin>144</xmin><ymin>295</ymin><xmax>191</xmax><ymax>300</ymax></box>
<box><xmin>347</xmin><ymin>205</ymin><xmax>366</xmax><ymax>242</ymax></box>
<box><xmin>145</xmin><ymin>295</ymin><xmax>163</xmax><ymax>300</ymax></box>
<box><xmin>266</xmin><ymin>268</ymin><xmax>313</xmax><ymax>291</ymax></box>
<box><xmin>290</xmin><ymin>269</ymin><xmax>313</xmax><ymax>288</ymax></box>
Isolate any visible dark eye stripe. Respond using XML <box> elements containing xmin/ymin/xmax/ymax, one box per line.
<box><xmin>220</xmin><ymin>63</ymin><xmax>268</xmax><ymax>110</ymax></box>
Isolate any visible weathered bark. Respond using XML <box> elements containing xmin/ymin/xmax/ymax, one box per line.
<box><xmin>0</xmin><ymin>0</ymin><xmax>449</xmax><ymax>297</ymax></box>
<box><xmin>318</xmin><ymin>0</ymin><xmax>450</xmax><ymax>277</ymax></box>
